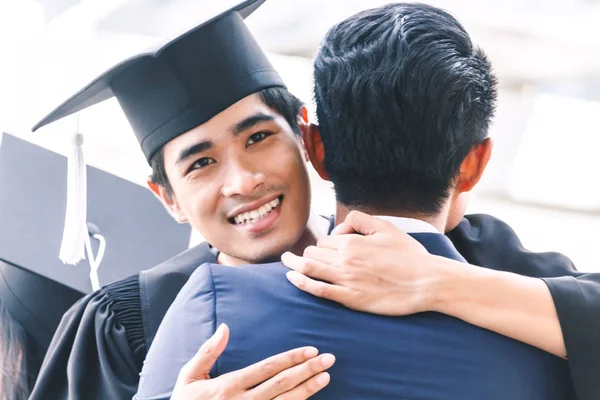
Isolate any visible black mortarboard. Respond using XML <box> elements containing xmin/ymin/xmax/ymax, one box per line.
<box><xmin>0</xmin><ymin>133</ymin><xmax>191</xmax><ymax>353</ymax></box>
<box><xmin>32</xmin><ymin>0</ymin><xmax>283</xmax><ymax>162</ymax></box>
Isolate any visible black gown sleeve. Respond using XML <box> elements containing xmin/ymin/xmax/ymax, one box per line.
<box><xmin>447</xmin><ymin>213</ymin><xmax>600</xmax><ymax>400</ymax></box>
<box><xmin>29</xmin><ymin>275</ymin><xmax>145</xmax><ymax>400</ymax></box>
<box><xmin>542</xmin><ymin>275</ymin><xmax>600</xmax><ymax>400</ymax></box>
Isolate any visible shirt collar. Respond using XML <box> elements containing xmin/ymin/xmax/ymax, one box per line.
<box><xmin>308</xmin><ymin>212</ymin><xmax>332</xmax><ymax>240</ymax></box>
<box><xmin>373</xmin><ymin>215</ymin><xmax>440</xmax><ymax>234</ymax></box>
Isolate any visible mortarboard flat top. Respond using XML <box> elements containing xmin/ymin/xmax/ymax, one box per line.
<box><xmin>32</xmin><ymin>0</ymin><xmax>283</xmax><ymax>162</ymax></box>
<box><xmin>0</xmin><ymin>133</ymin><xmax>191</xmax><ymax>350</ymax></box>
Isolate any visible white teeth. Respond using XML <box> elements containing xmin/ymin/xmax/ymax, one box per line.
<box><xmin>233</xmin><ymin>197</ymin><xmax>281</xmax><ymax>225</ymax></box>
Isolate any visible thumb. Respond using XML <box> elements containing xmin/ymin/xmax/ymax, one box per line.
<box><xmin>332</xmin><ymin>210</ymin><xmax>397</xmax><ymax>236</ymax></box>
<box><xmin>180</xmin><ymin>323</ymin><xmax>230</xmax><ymax>384</ymax></box>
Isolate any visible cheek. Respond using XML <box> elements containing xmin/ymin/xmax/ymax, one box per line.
<box><xmin>173</xmin><ymin>180</ymin><xmax>220</xmax><ymax>222</ymax></box>
<box><xmin>277</xmin><ymin>141</ymin><xmax>309</xmax><ymax>174</ymax></box>
<box><xmin>277</xmin><ymin>149</ymin><xmax>312</xmax><ymax>205</ymax></box>
<box><xmin>269</xmin><ymin>148</ymin><xmax>308</xmax><ymax>188</ymax></box>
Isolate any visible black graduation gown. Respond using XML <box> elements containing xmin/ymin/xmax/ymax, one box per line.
<box><xmin>447</xmin><ymin>214</ymin><xmax>600</xmax><ymax>400</ymax></box>
<box><xmin>28</xmin><ymin>243</ymin><xmax>219</xmax><ymax>400</ymax></box>
<box><xmin>30</xmin><ymin>214</ymin><xmax>599</xmax><ymax>400</ymax></box>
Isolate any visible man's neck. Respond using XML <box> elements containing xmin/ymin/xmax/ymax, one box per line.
<box><xmin>335</xmin><ymin>203</ymin><xmax>449</xmax><ymax>233</ymax></box>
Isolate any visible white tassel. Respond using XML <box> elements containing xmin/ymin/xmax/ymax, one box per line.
<box><xmin>59</xmin><ymin>132</ymin><xmax>87</xmax><ymax>265</ymax></box>
<box><xmin>58</xmin><ymin>119</ymin><xmax>106</xmax><ymax>290</ymax></box>
<box><xmin>85</xmin><ymin>232</ymin><xmax>106</xmax><ymax>291</ymax></box>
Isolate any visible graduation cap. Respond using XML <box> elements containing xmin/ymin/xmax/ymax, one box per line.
<box><xmin>0</xmin><ymin>133</ymin><xmax>191</xmax><ymax>354</ymax></box>
<box><xmin>32</xmin><ymin>0</ymin><xmax>282</xmax><ymax>161</ymax></box>
<box><xmin>31</xmin><ymin>0</ymin><xmax>282</xmax><ymax>266</ymax></box>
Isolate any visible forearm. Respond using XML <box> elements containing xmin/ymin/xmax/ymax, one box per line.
<box><xmin>429</xmin><ymin>258</ymin><xmax>566</xmax><ymax>358</ymax></box>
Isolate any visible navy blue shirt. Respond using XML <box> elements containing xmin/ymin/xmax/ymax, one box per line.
<box><xmin>137</xmin><ymin>233</ymin><xmax>575</xmax><ymax>399</ymax></box>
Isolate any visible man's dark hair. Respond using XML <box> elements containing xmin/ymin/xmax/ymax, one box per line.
<box><xmin>149</xmin><ymin>87</ymin><xmax>303</xmax><ymax>197</ymax></box>
<box><xmin>313</xmin><ymin>3</ymin><xmax>498</xmax><ymax>215</ymax></box>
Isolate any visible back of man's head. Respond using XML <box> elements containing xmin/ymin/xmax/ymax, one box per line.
<box><xmin>313</xmin><ymin>3</ymin><xmax>497</xmax><ymax>215</ymax></box>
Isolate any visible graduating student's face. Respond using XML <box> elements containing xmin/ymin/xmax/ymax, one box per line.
<box><xmin>157</xmin><ymin>94</ymin><xmax>311</xmax><ymax>264</ymax></box>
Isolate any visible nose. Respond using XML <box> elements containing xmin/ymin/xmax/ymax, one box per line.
<box><xmin>221</xmin><ymin>159</ymin><xmax>266</xmax><ymax>197</ymax></box>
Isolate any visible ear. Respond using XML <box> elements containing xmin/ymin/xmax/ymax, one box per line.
<box><xmin>296</xmin><ymin>107</ymin><xmax>310</xmax><ymax>162</ymax></box>
<box><xmin>299</xmin><ymin>105</ymin><xmax>309</xmax><ymax>125</ymax></box>
<box><xmin>455</xmin><ymin>137</ymin><xmax>493</xmax><ymax>193</ymax></box>
<box><xmin>303</xmin><ymin>123</ymin><xmax>328</xmax><ymax>181</ymax></box>
<box><xmin>146</xmin><ymin>178</ymin><xmax>188</xmax><ymax>223</ymax></box>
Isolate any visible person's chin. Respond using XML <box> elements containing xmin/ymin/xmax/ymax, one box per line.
<box><xmin>255</xmin><ymin>252</ymin><xmax>285</xmax><ymax>264</ymax></box>
<box><xmin>251</xmin><ymin>237</ymin><xmax>296</xmax><ymax>264</ymax></box>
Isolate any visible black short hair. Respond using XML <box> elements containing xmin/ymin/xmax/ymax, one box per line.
<box><xmin>314</xmin><ymin>3</ymin><xmax>497</xmax><ymax>215</ymax></box>
<box><xmin>149</xmin><ymin>87</ymin><xmax>303</xmax><ymax>197</ymax></box>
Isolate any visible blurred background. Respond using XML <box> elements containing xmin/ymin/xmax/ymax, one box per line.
<box><xmin>1</xmin><ymin>0</ymin><xmax>598</xmax><ymax>271</ymax></box>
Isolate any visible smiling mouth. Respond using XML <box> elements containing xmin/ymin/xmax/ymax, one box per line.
<box><xmin>228</xmin><ymin>195</ymin><xmax>283</xmax><ymax>225</ymax></box>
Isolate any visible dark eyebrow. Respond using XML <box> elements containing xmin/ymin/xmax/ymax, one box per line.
<box><xmin>230</xmin><ymin>113</ymin><xmax>275</xmax><ymax>136</ymax></box>
<box><xmin>175</xmin><ymin>141</ymin><xmax>213</xmax><ymax>165</ymax></box>
<box><xmin>174</xmin><ymin>113</ymin><xmax>274</xmax><ymax>165</ymax></box>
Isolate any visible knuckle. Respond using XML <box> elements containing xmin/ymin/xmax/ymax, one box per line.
<box><xmin>314</xmin><ymin>284</ymin><xmax>328</xmax><ymax>298</ymax></box>
<box><xmin>309</xmin><ymin>357</ymin><xmax>324</xmax><ymax>373</ymax></box>
<box><xmin>339</xmin><ymin>243</ymin><xmax>357</xmax><ymax>258</ymax></box>
<box><xmin>274</xmin><ymin>374</ymin><xmax>289</xmax><ymax>389</ymax></box>
<box><xmin>179</xmin><ymin>363</ymin><xmax>190</xmax><ymax>377</ymax></box>
<box><xmin>339</xmin><ymin>254</ymin><xmax>356</xmax><ymax>267</ymax></box>
<box><xmin>179</xmin><ymin>363</ymin><xmax>194</xmax><ymax>379</ymax></box>
<box><xmin>351</xmin><ymin>293</ymin><xmax>367</xmax><ymax>307</ymax></box>
<box><xmin>298</xmin><ymin>259</ymin><xmax>312</xmax><ymax>274</ymax></box>
<box><xmin>290</xmin><ymin>348</ymin><xmax>306</xmax><ymax>364</ymax></box>
<box><xmin>292</xmin><ymin>276</ymin><xmax>306</xmax><ymax>289</ymax></box>
<box><xmin>305</xmin><ymin>377</ymin><xmax>321</xmax><ymax>395</ymax></box>
<box><xmin>292</xmin><ymin>261</ymin><xmax>306</xmax><ymax>273</ymax></box>
<box><xmin>347</xmin><ymin>210</ymin><xmax>360</xmax><ymax>221</ymax></box>
<box><xmin>303</xmin><ymin>245</ymin><xmax>317</xmax><ymax>257</ymax></box>
<box><xmin>261</xmin><ymin>360</ymin><xmax>276</xmax><ymax>375</ymax></box>
<box><xmin>291</xmin><ymin>259</ymin><xmax>313</xmax><ymax>275</ymax></box>
<box><xmin>226</xmin><ymin>376</ymin><xmax>242</xmax><ymax>391</ymax></box>
<box><xmin>341</xmin><ymin>271</ymin><xmax>356</xmax><ymax>283</ymax></box>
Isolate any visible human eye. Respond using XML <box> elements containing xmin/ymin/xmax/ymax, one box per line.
<box><xmin>187</xmin><ymin>157</ymin><xmax>215</xmax><ymax>173</ymax></box>
<box><xmin>246</xmin><ymin>131</ymin><xmax>273</xmax><ymax>146</ymax></box>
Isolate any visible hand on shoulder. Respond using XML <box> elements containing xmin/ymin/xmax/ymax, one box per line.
<box><xmin>172</xmin><ymin>323</ymin><xmax>335</xmax><ymax>399</ymax></box>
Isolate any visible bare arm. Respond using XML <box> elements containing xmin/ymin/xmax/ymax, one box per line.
<box><xmin>430</xmin><ymin>257</ymin><xmax>565</xmax><ymax>358</ymax></box>
<box><xmin>283</xmin><ymin>210</ymin><xmax>566</xmax><ymax>358</ymax></box>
